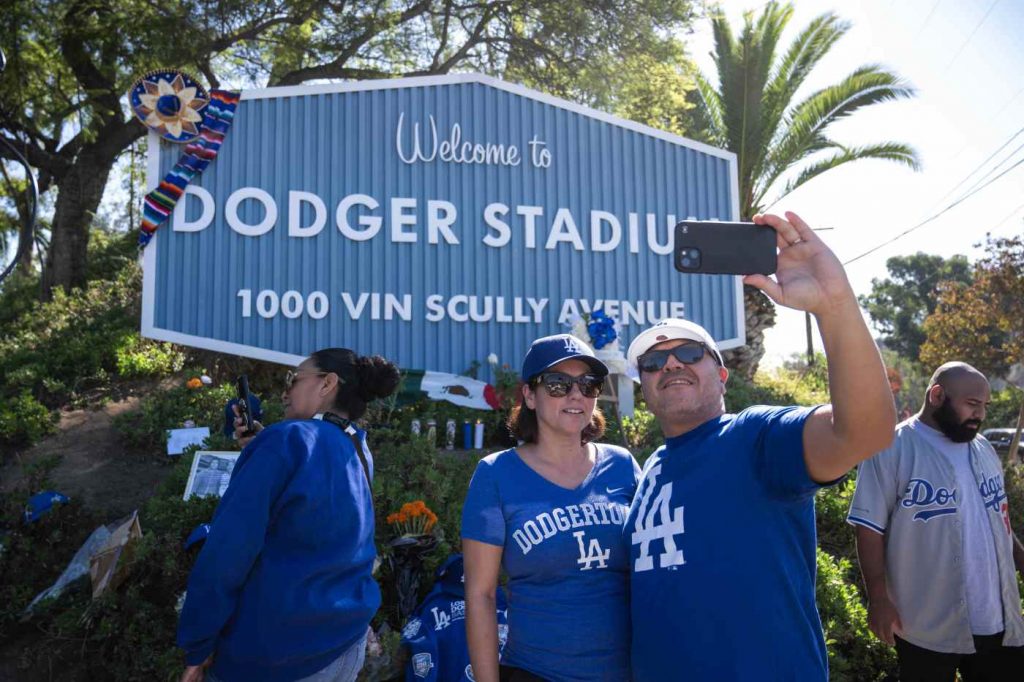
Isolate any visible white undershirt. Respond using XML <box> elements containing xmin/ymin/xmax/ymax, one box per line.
<box><xmin>910</xmin><ymin>418</ymin><xmax>1004</xmax><ymax>635</ymax></box>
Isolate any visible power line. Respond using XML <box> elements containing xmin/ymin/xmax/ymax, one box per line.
<box><xmin>843</xmin><ymin>154</ymin><xmax>1024</xmax><ymax>266</ymax></box>
<box><xmin>911</xmin><ymin>0</ymin><xmax>942</xmax><ymax>45</ymax></box>
<box><xmin>929</xmin><ymin>125</ymin><xmax>1024</xmax><ymax>209</ymax></box>
<box><xmin>944</xmin><ymin>0</ymin><xmax>1000</xmax><ymax>71</ymax></box>
<box><xmin>989</xmin><ymin>200</ymin><xmax>1024</xmax><ymax>234</ymax></box>
<box><xmin>955</xmin><ymin>139</ymin><xmax>1024</xmax><ymax>202</ymax></box>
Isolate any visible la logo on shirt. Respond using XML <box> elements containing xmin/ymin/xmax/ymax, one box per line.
<box><xmin>631</xmin><ymin>463</ymin><xmax>685</xmax><ymax>572</ymax></box>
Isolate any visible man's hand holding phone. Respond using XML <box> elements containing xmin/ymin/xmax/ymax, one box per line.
<box><xmin>742</xmin><ymin>211</ymin><xmax>854</xmax><ymax>318</ymax></box>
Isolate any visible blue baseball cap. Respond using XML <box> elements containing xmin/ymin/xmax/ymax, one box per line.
<box><xmin>521</xmin><ymin>334</ymin><xmax>609</xmax><ymax>382</ymax></box>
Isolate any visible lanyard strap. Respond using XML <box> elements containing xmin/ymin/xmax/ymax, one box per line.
<box><xmin>322</xmin><ymin>412</ymin><xmax>372</xmax><ymax>488</ymax></box>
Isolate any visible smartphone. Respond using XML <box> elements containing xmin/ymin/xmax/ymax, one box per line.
<box><xmin>674</xmin><ymin>220</ymin><xmax>777</xmax><ymax>275</ymax></box>
<box><xmin>235</xmin><ymin>375</ymin><xmax>255</xmax><ymax>437</ymax></box>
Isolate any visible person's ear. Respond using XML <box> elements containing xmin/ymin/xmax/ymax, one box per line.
<box><xmin>718</xmin><ymin>365</ymin><xmax>729</xmax><ymax>385</ymax></box>
<box><xmin>523</xmin><ymin>382</ymin><xmax>537</xmax><ymax>410</ymax></box>
<box><xmin>927</xmin><ymin>384</ymin><xmax>944</xmax><ymax>407</ymax></box>
<box><xmin>321</xmin><ymin>372</ymin><xmax>340</xmax><ymax>397</ymax></box>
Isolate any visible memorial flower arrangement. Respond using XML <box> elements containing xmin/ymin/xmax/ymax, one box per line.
<box><xmin>567</xmin><ymin>308</ymin><xmax>632</xmax><ymax>377</ymax></box>
<box><xmin>386</xmin><ymin>500</ymin><xmax>438</xmax><ymax>538</ymax></box>
<box><xmin>586</xmin><ymin>309</ymin><xmax>618</xmax><ymax>349</ymax></box>
<box><xmin>185</xmin><ymin>377</ymin><xmax>203</xmax><ymax>389</ymax></box>
<box><xmin>387</xmin><ymin>501</ymin><xmax>440</xmax><ymax>619</ymax></box>
<box><xmin>568</xmin><ymin>308</ymin><xmax>619</xmax><ymax>350</ymax></box>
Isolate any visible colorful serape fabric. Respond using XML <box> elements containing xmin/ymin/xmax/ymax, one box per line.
<box><xmin>138</xmin><ymin>89</ymin><xmax>240</xmax><ymax>249</ymax></box>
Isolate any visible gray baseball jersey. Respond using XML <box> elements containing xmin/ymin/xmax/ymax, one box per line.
<box><xmin>847</xmin><ymin>418</ymin><xmax>1024</xmax><ymax>653</ymax></box>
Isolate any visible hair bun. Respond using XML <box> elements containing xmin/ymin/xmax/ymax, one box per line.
<box><xmin>355</xmin><ymin>355</ymin><xmax>401</xmax><ymax>401</ymax></box>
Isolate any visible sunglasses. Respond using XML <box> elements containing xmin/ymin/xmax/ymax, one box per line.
<box><xmin>284</xmin><ymin>370</ymin><xmax>330</xmax><ymax>389</ymax></box>
<box><xmin>637</xmin><ymin>343</ymin><xmax>716</xmax><ymax>373</ymax></box>
<box><xmin>533</xmin><ymin>372</ymin><xmax>605</xmax><ymax>398</ymax></box>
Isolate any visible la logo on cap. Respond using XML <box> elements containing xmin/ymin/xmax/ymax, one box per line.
<box><xmin>563</xmin><ymin>337</ymin><xmax>583</xmax><ymax>353</ymax></box>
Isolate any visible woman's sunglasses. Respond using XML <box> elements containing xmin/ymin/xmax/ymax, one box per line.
<box><xmin>284</xmin><ymin>370</ymin><xmax>330</xmax><ymax>389</ymax></box>
<box><xmin>637</xmin><ymin>343</ymin><xmax>716</xmax><ymax>373</ymax></box>
<box><xmin>533</xmin><ymin>372</ymin><xmax>604</xmax><ymax>398</ymax></box>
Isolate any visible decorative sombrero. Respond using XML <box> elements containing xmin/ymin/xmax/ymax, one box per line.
<box><xmin>127</xmin><ymin>69</ymin><xmax>209</xmax><ymax>143</ymax></box>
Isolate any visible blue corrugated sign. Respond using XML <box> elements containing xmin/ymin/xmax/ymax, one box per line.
<box><xmin>142</xmin><ymin>74</ymin><xmax>740</xmax><ymax>372</ymax></box>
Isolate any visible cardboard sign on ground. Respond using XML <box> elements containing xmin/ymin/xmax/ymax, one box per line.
<box><xmin>89</xmin><ymin>511</ymin><xmax>142</xmax><ymax>599</ymax></box>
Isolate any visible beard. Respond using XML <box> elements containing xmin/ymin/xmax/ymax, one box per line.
<box><xmin>933</xmin><ymin>397</ymin><xmax>982</xmax><ymax>443</ymax></box>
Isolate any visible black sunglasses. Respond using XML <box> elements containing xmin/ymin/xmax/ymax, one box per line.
<box><xmin>637</xmin><ymin>343</ymin><xmax>716</xmax><ymax>373</ymax></box>
<box><xmin>533</xmin><ymin>372</ymin><xmax>605</xmax><ymax>398</ymax></box>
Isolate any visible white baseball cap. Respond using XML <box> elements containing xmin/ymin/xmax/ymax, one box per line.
<box><xmin>626</xmin><ymin>318</ymin><xmax>724</xmax><ymax>369</ymax></box>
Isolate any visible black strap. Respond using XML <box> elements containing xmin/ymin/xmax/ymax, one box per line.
<box><xmin>322</xmin><ymin>412</ymin><xmax>372</xmax><ymax>488</ymax></box>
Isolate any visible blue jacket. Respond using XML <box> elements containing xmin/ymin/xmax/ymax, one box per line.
<box><xmin>402</xmin><ymin>554</ymin><xmax>508</xmax><ymax>681</ymax></box>
<box><xmin>177</xmin><ymin>419</ymin><xmax>379</xmax><ymax>682</ymax></box>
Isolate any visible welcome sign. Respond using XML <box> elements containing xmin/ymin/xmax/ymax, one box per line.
<box><xmin>142</xmin><ymin>74</ymin><xmax>740</xmax><ymax>372</ymax></box>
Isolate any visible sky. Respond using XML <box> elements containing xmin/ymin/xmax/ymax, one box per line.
<box><xmin>685</xmin><ymin>0</ymin><xmax>1024</xmax><ymax>367</ymax></box>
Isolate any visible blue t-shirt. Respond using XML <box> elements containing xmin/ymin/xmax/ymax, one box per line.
<box><xmin>627</xmin><ymin>405</ymin><xmax>829</xmax><ymax>682</ymax></box>
<box><xmin>461</xmin><ymin>443</ymin><xmax>641</xmax><ymax>682</ymax></box>
<box><xmin>178</xmin><ymin>419</ymin><xmax>379</xmax><ymax>682</ymax></box>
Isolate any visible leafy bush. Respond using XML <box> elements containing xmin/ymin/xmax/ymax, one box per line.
<box><xmin>113</xmin><ymin>379</ymin><xmax>236</xmax><ymax>452</ymax></box>
<box><xmin>370</xmin><ymin>426</ymin><xmax>481</xmax><ymax>629</ymax></box>
<box><xmin>0</xmin><ymin>265</ymin><xmax>140</xmax><ymax>409</ymax></box>
<box><xmin>1005</xmin><ymin>462</ymin><xmax>1024</xmax><ymax>535</ymax></box>
<box><xmin>988</xmin><ymin>388</ymin><xmax>1022</xmax><ymax>429</ymax></box>
<box><xmin>0</xmin><ymin>451</ymin><xmax>218</xmax><ymax>681</ymax></box>
<box><xmin>0</xmin><ymin>455</ymin><xmax>100</xmax><ymax>640</ymax></box>
<box><xmin>0</xmin><ymin>390</ymin><xmax>56</xmax><ymax>451</ymax></box>
<box><xmin>114</xmin><ymin>333</ymin><xmax>185</xmax><ymax>378</ymax></box>
<box><xmin>816</xmin><ymin>548</ymin><xmax>898</xmax><ymax>681</ymax></box>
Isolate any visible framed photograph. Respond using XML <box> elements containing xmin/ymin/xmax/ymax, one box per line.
<box><xmin>183</xmin><ymin>451</ymin><xmax>241</xmax><ymax>501</ymax></box>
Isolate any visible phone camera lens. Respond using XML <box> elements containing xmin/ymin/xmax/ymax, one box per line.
<box><xmin>690</xmin><ymin>249</ymin><xmax>700</xmax><ymax>258</ymax></box>
<box><xmin>681</xmin><ymin>257</ymin><xmax>692</xmax><ymax>267</ymax></box>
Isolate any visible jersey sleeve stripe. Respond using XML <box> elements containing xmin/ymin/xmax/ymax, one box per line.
<box><xmin>846</xmin><ymin>515</ymin><xmax>886</xmax><ymax>534</ymax></box>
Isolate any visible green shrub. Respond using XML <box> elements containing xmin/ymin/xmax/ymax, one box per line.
<box><xmin>0</xmin><ymin>458</ymin><xmax>100</xmax><ymax>641</ymax></box>
<box><xmin>369</xmin><ymin>426</ymin><xmax>480</xmax><ymax>629</ymax></box>
<box><xmin>113</xmin><ymin>379</ymin><xmax>236</xmax><ymax>452</ymax></box>
<box><xmin>1005</xmin><ymin>462</ymin><xmax>1024</xmax><ymax>535</ymax></box>
<box><xmin>0</xmin><ymin>265</ymin><xmax>140</xmax><ymax>411</ymax></box>
<box><xmin>988</xmin><ymin>388</ymin><xmax>1022</xmax><ymax>429</ymax></box>
<box><xmin>816</xmin><ymin>475</ymin><xmax>860</xmax><ymax>582</ymax></box>
<box><xmin>0</xmin><ymin>451</ymin><xmax>219</xmax><ymax>681</ymax></box>
<box><xmin>816</xmin><ymin>548</ymin><xmax>898</xmax><ymax>681</ymax></box>
<box><xmin>0</xmin><ymin>390</ymin><xmax>56</xmax><ymax>451</ymax></box>
<box><xmin>114</xmin><ymin>333</ymin><xmax>185</xmax><ymax>377</ymax></box>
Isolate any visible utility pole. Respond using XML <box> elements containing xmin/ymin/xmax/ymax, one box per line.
<box><xmin>805</xmin><ymin>311</ymin><xmax>815</xmax><ymax>366</ymax></box>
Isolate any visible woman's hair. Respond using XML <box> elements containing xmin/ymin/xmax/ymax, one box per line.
<box><xmin>507</xmin><ymin>386</ymin><xmax>606</xmax><ymax>445</ymax></box>
<box><xmin>310</xmin><ymin>348</ymin><xmax>401</xmax><ymax>419</ymax></box>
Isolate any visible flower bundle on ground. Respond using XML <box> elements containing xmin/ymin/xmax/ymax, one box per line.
<box><xmin>386</xmin><ymin>500</ymin><xmax>438</xmax><ymax>537</ymax></box>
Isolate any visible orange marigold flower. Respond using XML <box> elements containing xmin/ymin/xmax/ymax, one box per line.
<box><xmin>186</xmin><ymin>377</ymin><xmax>202</xmax><ymax>389</ymax></box>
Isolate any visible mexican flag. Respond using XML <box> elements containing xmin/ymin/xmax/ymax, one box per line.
<box><xmin>399</xmin><ymin>370</ymin><xmax>501</xmax><ymax>410</ymax></box>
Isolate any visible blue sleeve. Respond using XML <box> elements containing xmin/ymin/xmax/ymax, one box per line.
<box><xmin>748</xmin><ymin>405</ymin><xmax>823</xmax><ymax>502</ymax></box>
<box><xmin>461</xmin><ymin>459</ymin><xmax>505</xmax><ymax>547</ymax></box>
<box><xmin>176</xmin><ymin>426</ymin><xmax>297</xmax><ymax>664</ymax></box>
<box><xmin>404</xmin><ymin>621</ymin><xmax>439</xmax><ymax>682</ymax></box>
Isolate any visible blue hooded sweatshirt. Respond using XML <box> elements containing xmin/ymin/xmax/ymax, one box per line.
<box><xmin>177</xmin><ymin>418</ymin><xmax>379</xmax><ymax>682</ymax></box>
<box><xmin>401</xmin><ymin>554</ymin><xmax>508</xmax><ymax>682</ymax></box>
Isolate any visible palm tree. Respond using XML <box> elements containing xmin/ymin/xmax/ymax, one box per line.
<box><xmin>693</xmin><ymin>2</ymin><xmax>920</xmax><ymax>377</ymax></box>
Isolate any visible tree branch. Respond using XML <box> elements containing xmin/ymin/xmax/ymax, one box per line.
<box><xmin>272</xmin><ymin>0</ymin><xmax>433</xmax><ymax>86</ymax></box>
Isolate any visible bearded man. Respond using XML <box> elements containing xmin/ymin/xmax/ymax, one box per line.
<box><xmin>848</xmin><ymin>362</ymin><xmax>1024</xmax><ymax>682</ymax></box>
